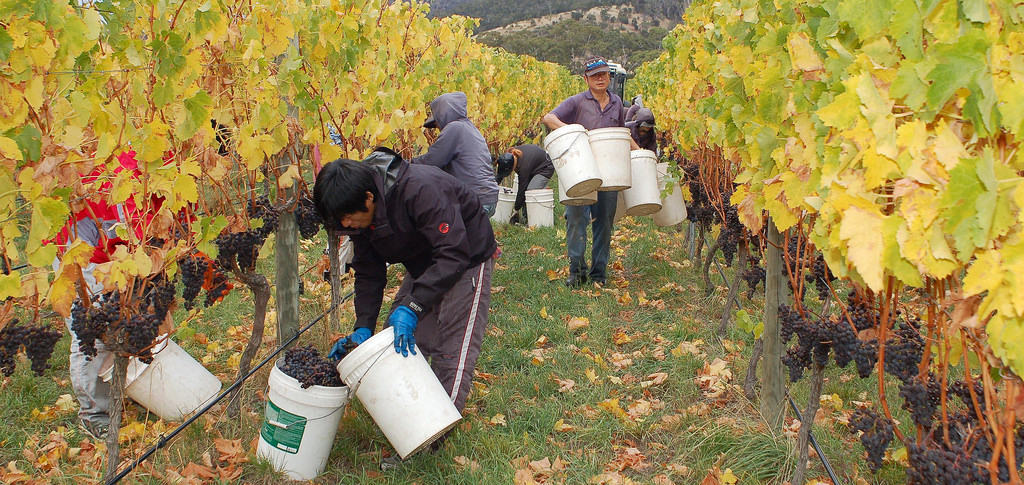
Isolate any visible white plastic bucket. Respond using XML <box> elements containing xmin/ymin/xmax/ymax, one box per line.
<box><xmin>257</xmin><ymin>359</ymin><xmax>349</xmax><ymax>480</ymax></box>
<box><xmin>558</xmin><ymin>179</ymin><xmax>597</xmax><ymax>206</ymax></box>
<box><xmin>525</xmin><ymin>188</ymin><xmax>555</xmax><ymax>227</ymax></box>
<box><xmin>653</xmin><ymin>162</ymin><xmax>688</xmax><ymax>226</ymax></box>
<box><xmin>588</xmin><ymin>127</ymin><xmax>633</xmax><ymax>191</ymax></box>
<box><xmin>544</xmin><ymin>124</ymin><xmax>602</xmax><ymax>197</ymax></box>
<box><xmin>622</xmin><ymin>150</ymin><xmax>662</xmax><ymax>216</ymax></box>
<box><xmin>336</xmin><ymin>331</ymin><xmax>461</xmax><ymax>459</ymax></box>
<box><xmin>101</xmin><ymin>337</ymin><xmax>222</xmax><ymax>422</ymax></box>
<box><xmin>492</xmin><ymin>187</ymin><xmax>516</xmax><ymax>224</ymax></box>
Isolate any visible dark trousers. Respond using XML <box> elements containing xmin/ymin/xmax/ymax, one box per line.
<box><xmin>390</xmin><ymin>259</ymin><xmax>493</xmax><ymax>411</ymax></box>
<box><xmin>565</xmin><ymin>190</ymin><xmax>617</xmax><ymax>281</ymax></box>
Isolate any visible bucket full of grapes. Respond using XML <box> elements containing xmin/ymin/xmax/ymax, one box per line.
<box><xmin>256</xmin><ymin>346</ymin><xmax>349</xmax><ymax>480</ymax></box>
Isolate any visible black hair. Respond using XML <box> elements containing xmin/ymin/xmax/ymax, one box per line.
<box><xmin>312</xmin><ymin>158</ymin><xmax>379</xmax><ymax>230</ymax></box>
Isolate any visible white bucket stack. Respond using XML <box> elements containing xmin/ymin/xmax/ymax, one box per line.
<box><xmin>653</xmin><ymin>162</ymin><xmax>688</xmax><ymax>226</ymax></box>
<box><xmin>622</xmin><ymin>150</ymin><xmax>662</xmax><ymax>216</ymax></box>
<box><xmin>337</xmin><ymin>331</ymin><xmax>461</xmax><ymax>459</ymax></box>
<box><xmin>558</xmin><ymin>179</ymin><xmax>597</xmax><ymax>206</ymax></box>
<box><xmin>544</xmin><ymin>124</ymin><xmax>602</xmax><ymax>197</ymax></box>
<box><xmin>257</xmin><ymin>360</ymin><xmax>349</xmax><ymax>480</ymax></box>
<box><xmin>524</xmin><ymin>188</ymin><xmax>555</xmax><ymax>227</ymax></box>
<box><xmin>587</xmin><ymin>127</ymin><xmax>633</xmax><ymax>191</ymax></box>
<box><xmin>100</xmin><ymin>337</ymin><xmax>221</xmax><ymax>422</ymax></box>
<box><xmin>492</xmin><ymin>187</ymin><xmax>516</xmax><ymax>224</ymax></box>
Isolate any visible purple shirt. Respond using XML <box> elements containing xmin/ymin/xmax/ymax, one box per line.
<box><xmin>549</xmin><ymin>90</ymin><xmax>626</xmax><ymax>130</ymax></box>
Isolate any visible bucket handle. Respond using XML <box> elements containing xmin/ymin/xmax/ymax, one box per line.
<box><xmin>345</xmin><ymin>340</ymin><xmax>396</xmax><ymax>397</ymax></box>
<box><xmin>529</xmin><ymin>199</ymin><xmax>556</xmax><ymax>209</ymax></box>
<box><xmin>549</xmin><ymin>130</ymin><xmax>588</xmax><ymax>162</ymax></box>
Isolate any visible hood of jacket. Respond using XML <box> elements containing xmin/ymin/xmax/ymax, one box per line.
<box><xmin>363</xmin><ymin>147</ymin><xmax>404</xmax><ymax>196</ymax></box>
<box><xmin>429</xmin><ymin>92</ymin><xmax>469</xmax><ymax>130</ymax></box>
<box><xmin>634</xmin><ymin>108</ymin><xmax>655</xmax><ymax>126</ymax></box>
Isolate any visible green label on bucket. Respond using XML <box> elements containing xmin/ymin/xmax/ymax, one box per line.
<box><xmin>260</xmin><ymin>399</ymin><xmax>306</xmax><ymax>454</ymax></box>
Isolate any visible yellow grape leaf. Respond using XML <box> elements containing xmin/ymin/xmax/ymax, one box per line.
<box><xmin>539</xmin><ymin>307</ymin><xmax>549</xmax><ymax>319</ymax></box>
<box><xmin>277</xmin><ymin>164</ymin><xmax>300</xmax><ymax>190</ymax></box>
<box><xmin>24</xmin><ymin>76</ymin><xmax>44</xmax><ymax>110</ymax></box>
<box><xmin>720</xmin><ymin>468</ymin><xmax>738</xmax><ymax>484</ymax></box>
<box><xmin>488</xmin><ymin>414</ymin><xmax>507</xmax><ymax>426</ymax></box>
<box><xmin>0</xmin><ymin>273</ymin><xmax>21</xmax><ymax>300</ymax></box>
<box><xmin>0</xmin><ymin>136</ymin><xmax>22</xmax><ymax>160</ymax></box>
<box><xmin>839</xmin><ymin>206</ymin><xmax>885</xmax><ymax>291</ymax></box>
<box><xmin>585</xmin><ymin>368</ymin><xmax>599</xmax><ymax>384</ymax></box>
<box><xmin>134</xmin><ymin>248</ymin><xmax>154</xmax><ymax>277</ymax></box>
<box><xmin>787</xmin><ymin>32</ymin><xmax>823</xmax><ymax>72</ymax></box>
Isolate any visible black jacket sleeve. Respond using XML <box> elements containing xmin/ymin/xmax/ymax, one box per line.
<box><xmin>350</xmin><ymin>236</ymin><xmax>387</xmax><ymax>332</ymax></box>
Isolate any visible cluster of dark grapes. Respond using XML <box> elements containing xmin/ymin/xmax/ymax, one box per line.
<box><xmin>779</xmin><ymin>302</ymin><xmax>885</xmax><ymax>383</ymax></box>
<box><xmin>849</xmin><ymin>408</ymin><xmax>895</xmax><ymax>472</ymax></box>
<box><xmin>681</xmin><ymin>162</ymin><xmax>718</xmax><ymax>231</ymax></box>
<box><xmin>715</xmin><ymin>202</ymin><xmax>742</xmax><ymax>265</ymax></box>
<box><xmin>899</xmin><ymin>374</ymin><xmax>941</xmax><ymax>428</ymax></box>
<box><xmin>882</xmin><ymin>318</ymin><xmax>924</xmax><ymax>383</ymax></box>
<box><xmin>295</xmin><ymin>196</ymin><xmax>324</xmax><ymax>239</ymax></box>
<box><xmin>215</xmin><ymin>196</ymin><xmax>279</xmax><ymax>273</ymax></box>
<box><xmin>71</xmin><ymin>292</ymin><xmax>121</xmax><ymax>358</ymax></box>
<box><xmin>0</xmin><ymin>320</ymin><xmax>62</xmax><ymax>376</ymax></box>
<box><xmin>70</xmin><ymin>276</ymin><xmax>181</xmax><ymax>362</ymax></box>
<box><xmin>804</xmin><ymin>254</ymin><xmax>836</xmax><ymax>301</ymax></box>
<box><xmin>740</xmin><ymin>257</ymin><xmax>765</xmax><ymax>299</ymax></box>
<box><xmin>279</xmin><ymin>345</ymin><xmax>344</xmax><ymax>388</ymax></box>
<box><xmin>180</xmin><ymin>253</ymin><xmax>232</xmax><ymax>309</ymax></box>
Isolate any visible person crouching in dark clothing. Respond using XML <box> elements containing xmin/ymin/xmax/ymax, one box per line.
<box><xmin>494</xmin><ymin>144</ymin><xmax>554</xmax><ymax>225</ymax></box>
<box><xmin>626</xmin><ymin>107</ymin><xmax>658</xmax><ymax>153</ymax></box>
<box><xmin>313</xmin><ymin>147</ymin><xmax>496</xmax><ymax>421</ymax></box>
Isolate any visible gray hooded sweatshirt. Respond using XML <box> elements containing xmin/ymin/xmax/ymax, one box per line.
<box><xmin>412</xmin><ymin>92</ymin><xmax>499</xmax><ymax>205</ymax></box>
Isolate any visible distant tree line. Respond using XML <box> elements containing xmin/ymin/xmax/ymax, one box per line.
<box><xmin>426</xmin><ymin>0</ymin><xmax>692</xmax><ymax>32</ymax></box>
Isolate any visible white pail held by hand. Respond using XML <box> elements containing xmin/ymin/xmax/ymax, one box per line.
<box><xmin>337</xmin><ymin>331</ymin><xmax>462</xmax><ymax>459</ymax></box>
<box><xmin>544</xmin><ymin>124</ymin><xmax>602</xmax><ymax>197</ymax></box>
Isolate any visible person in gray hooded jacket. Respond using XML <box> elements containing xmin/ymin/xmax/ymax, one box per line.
<box><xmin>414</xmin><ymin>92</ymin><xmax>500</xmax><ymax>216</ymax></box>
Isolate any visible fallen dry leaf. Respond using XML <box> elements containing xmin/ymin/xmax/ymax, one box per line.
<box><xmin>489</xmin><ymin>414</ymin><xmax>507</xmax><ymax>426</ymax></box>
<box><xmin>454</xmin><ymin>455</ymin><xmax>481</xmax><ymax>471</ymax></box>
<box><xmin>566</xmin><ymin>316</ymin><xmax>590</xmax><ymax>331</ymax></box>
<box><xmin>554</xmin><ymin>377</ymin><xmax>576</xmax><ymax>393</ymax></box>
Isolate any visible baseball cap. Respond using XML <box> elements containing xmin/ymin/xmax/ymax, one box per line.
<box><xmin>583</xmin><ymin>57</ymin><xmax>611</xmax><ymax>76</ymax></box>
<box><xmin>495</xmin><ymin>153</ymin><xmax>515</xmax><ymax>180</ymax></box>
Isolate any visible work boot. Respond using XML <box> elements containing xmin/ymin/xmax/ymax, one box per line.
<box><xmin>565</xmin><ymin>273</ymin><xmax>587</xmax><ymax>288</ymax></box>
<box><xmin>380</xmin><ymin>455</ymin><xmax>403</xmax><ymax>471</ymax></box>
<box><xmin>79</xmin><ymin>418</ymin><xmax>109</xmax><ymax>441</ymax></box>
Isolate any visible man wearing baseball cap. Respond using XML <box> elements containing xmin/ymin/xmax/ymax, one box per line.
<box><xmin>542</xmin><ymin>56</ymin><xmax>639</xmax><ymax>288</ymax></box>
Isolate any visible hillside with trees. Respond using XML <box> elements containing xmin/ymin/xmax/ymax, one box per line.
<box><xmin>426</xmin><ymin>0</ymin><xmax>693</xmax><ymax>71</ymax></box>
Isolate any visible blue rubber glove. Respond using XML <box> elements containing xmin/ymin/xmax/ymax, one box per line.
<box><xmin>328</xmin><ymin>327</ymin><xmax>372</xmax><ymax>361</ymax></box>
<box><xmin>389</xmin><ymin>305</ymin><xmax>419</xmax><ymax>357</ymax></box>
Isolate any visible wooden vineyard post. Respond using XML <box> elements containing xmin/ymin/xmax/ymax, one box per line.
<box><xmin>275</xmin><ymin>37</ymin><xmax>301</xmax><ymax>349</ymax></box>
<box><xmin>760</xmin><ymin>218</ymin><xmax>787</xmax><ymax>429</ymax></box>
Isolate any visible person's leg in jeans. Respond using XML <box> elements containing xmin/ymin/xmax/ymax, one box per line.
<box><xmin>588</xmin><ymin>191</ymin><xmax>618</xmax><ymax>283</ymax></box>
<box><xmin>564</xmin><ymin>205</ymin><xmax>591</xmax><ymax>284</ymax></box>
<box><xmin>55</xmin><ymin>260</ymin><xmax>112</xmax><ymax>436</ymax></box>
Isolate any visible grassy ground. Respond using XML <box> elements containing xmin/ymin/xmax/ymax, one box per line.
<box><xmin>0</xmin><ymin>210</ymin><xmax>912</xmax><ymax>484</ymax></box>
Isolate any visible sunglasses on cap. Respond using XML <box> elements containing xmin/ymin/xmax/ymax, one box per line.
<box><xmin>585</xmin><ymin>59</ymin><xmax>608</xmax><ymax>71</ymax></box>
